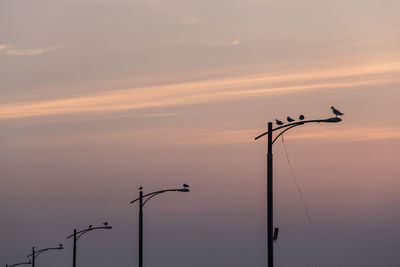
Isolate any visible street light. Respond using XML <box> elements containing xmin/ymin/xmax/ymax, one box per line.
<box><xmin>26</xmin><ymin>244</ymin><xmax>64</xmax><ymax>267</ymax></box>
<box><xmin>255</xmin><ymin>114</ymin><xmax>342</xmax><ymax>267</ymax></box>
<box><xmin>5</xmin><ymin>260</ymin><xmax>31</xmax><ymax>267</ymax></box>
<box><xmin>130</xmin><ymin>185</ymin><xmax>190</xmax><ymax>267</ymax></box>
<box><xmin>66</xmin><ymin>223</ymin><xmax>112</xmax><ymax>267</ymax></box>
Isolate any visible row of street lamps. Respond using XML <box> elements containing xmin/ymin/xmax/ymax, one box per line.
<box><xmin>6</xmin><ymin>110</ymin><xmax>343</xmax><ymax>267</ymax></box>
<box><xmin>6</xmin><ymin>185</ymin><xmax>190</xmax><ymax>267</ymax></box>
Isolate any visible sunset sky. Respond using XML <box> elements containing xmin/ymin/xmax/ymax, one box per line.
<box><xmin>1</xmin><ymin>0</ymin><xmax>400</xmax><ymax>266</ymax></box>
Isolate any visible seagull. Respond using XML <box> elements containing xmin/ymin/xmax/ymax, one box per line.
<box><xmin>299</xmin><ymin>115</ymin><xmax>305</xmax><ymax>120</ymax></box>
<box><xmin>183</xmin><ymin>184</ymin><xmax>189</xmax><ymax>188</ymax></box>
<box><xmin>331</xmin><ymin>106</ymin><xmax>344</xmax><ymax>117</ymax></box>
<box><xmin>275</xmin><ymin>119</ymin><xmax>284</xmax><ymax>125</ymax></box>
<box><xmin>287</xmin><ymin>116</ymin><xmax>295</xmax><ymax>122</ymax></box>
<box><xmin>103</xmin><ymin>222</ymin><xmax>108</xmax><ymax>226</ymax></box>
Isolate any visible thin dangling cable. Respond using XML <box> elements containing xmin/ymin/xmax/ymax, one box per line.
<box><xmin>281</xmin><ymin>135</ymin><xmax>312</xmax><ymax>224</ymax></box>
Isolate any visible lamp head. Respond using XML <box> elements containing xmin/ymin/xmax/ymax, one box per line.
<box><xmin>179</xmin><ymin>188</ymin><xmax>190</xmax><ymax>192</ymax></box>
<box><xmin>325</xmin><ymin>117</ymin><xmax>342</xmax><ymax>123</ymax></box>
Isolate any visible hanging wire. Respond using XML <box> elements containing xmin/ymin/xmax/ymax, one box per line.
<box><xmin>281</xmin><ymin>135</ymin><xmax>312</xmax><ymax>224</ymax></box>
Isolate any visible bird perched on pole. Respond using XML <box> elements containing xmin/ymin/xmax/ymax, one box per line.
<box><xmin>183</xmin><ymin>184</ymin><xmax>189</xmax><ymax>188</ymax></box>
<box><xmin>299</xmin><ymin>115</ymin><xmax>305</xmax><ymax>120</ymax></box>
<box><xmin>103</xmin><ymin>222</ymin><xmax>108</xmax><ymax>226</ymax></box>
<box><xmin>331</xmin><ymin>106</ymin><xmax>344</xmax><ymax>117</ymax></box>
<box><xmin>275</xmin><ymin>119</ymin><xmax>284</xmax><ymax>125</ymax></box>
<box><xmin>287</xmin><ymin>116</ymin><xmax>295</xmax><ymax>122</ymax></box>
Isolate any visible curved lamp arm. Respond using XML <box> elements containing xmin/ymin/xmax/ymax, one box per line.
<box><xmin>27</xmin><ymin>246</ymin><xmax>63</xmax><ymax>259</ymax></box>
<box><xmin>131</xmin><ymin>188</ymin><xmax>190</xmax><ymax>207</ymax></box>
<box><xmin>255</xmin><ymin>117</ymin><xmax>341</xmax><ymax>141</ymax></box>
<box><xmin>272</xmin><ymin>124</ymin><xmax>300</xmax><ymax>144</ymax></box>
<box><xmin>67</xmin><ymin>226</ymin><xmax>112</xmax><ymax>240</ymax></box>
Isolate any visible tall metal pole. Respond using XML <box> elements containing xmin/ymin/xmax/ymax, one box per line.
<box><xmin>139</xmin><ymin>190</ymin><xmax>143</xmax><ymax>267</ymax></box>
<box><xmin>73</xmin><ymin>229</ymin><xmax>77</xmax><ymax>267</ymax></box>
<box><xmin>267</xmin><ymin>122</ymin><xmax>273</xmax><ymax>267</ymax></box>
<box><xmin>31</xmin><ymin>247</ymin><xmax>35</xmax><ymax>267</ymax></box>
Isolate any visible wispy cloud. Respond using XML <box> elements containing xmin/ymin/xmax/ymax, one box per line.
<box><xmin>278</xmin><ymin>127</ymin><xmax>400</xmax><ymax>143</ymax></box>
<box><xmin>174</xmin><ymin>126</ymin><xmax>400</xmax><ymax>145</ymax></box>
<box><xmin>0</xmin><ymin>45</ymin><xmax>62</xmax><ymax>56</ymax></box>
<box><xmin>5</xmin><ymin>126</ymin><xmax>399</xmax><ymax>148</ymax></box>
<box><xmin>0</xmin><ymin>62</ymin><xmax>399</xmax><ymax>120</ymax></box>
<box><xmin>211</xmin><ymin>38</ymin><xmax>241</xmax><ymax>46</ymax></box>
<box><xmin>3</xmin><ymin>112</ymin><xmax>177</xmax><ymax>129</ymax></box>
<box><xmin>182</xmin><ymin>127</ymin><xmax>400</xmax><ymax>145</ymax></box>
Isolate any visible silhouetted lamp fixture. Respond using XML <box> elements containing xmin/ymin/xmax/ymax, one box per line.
<box><xmin>255</xmin><ymin>108</ymin><xmax>343</xmax><ymax>267</ymax></box>
<box><xmin>130</xmin><ymin>184</ymin><xmax>190</xmax><ymax>267</ymax></box>
<box><xmin>67</xmin><ymin>223</ymin><xmax>112</xmax><ymax>267</ymax></box>
<box><xmin>27</xmin><ymin>244</ymin><xmax>64</xmax><ymax>267</ymax></box>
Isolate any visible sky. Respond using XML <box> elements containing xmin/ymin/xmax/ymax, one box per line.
<box><xmin>1</xmin><ymin>0</ymin><xmax>400</xmax><ymax>266</ymax></box>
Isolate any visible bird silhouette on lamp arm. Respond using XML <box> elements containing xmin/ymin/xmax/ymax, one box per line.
<box><xmin>331</xmin><ymin>106</ymin><xmax>344</xmax><ymax>117</ymax></box>
<box><xmin>287</xmin><ymin>116</ymin><xmax>295</xmax><ymax>122</ymax></box>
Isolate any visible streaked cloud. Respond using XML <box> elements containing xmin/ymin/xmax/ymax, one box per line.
<box><xmin>0</xmin><ymin>62</ymin><xmax>399</xmax><ymax>120</ymax></box>
<box><xmin>211</xmin><ymin>38</ymin><xmax>241</xmax><ymax>46</ymax></box>
<box><xmin>283</xmin><ymin>127</ymin><xmax>400</xmax><ymax>143</ymax></box>
<box><xmin>175</xmin><ymin>126</ymin><xmax>400</xmax><ymax>145</ymax></box>
<box><xmin>3</xmin><ymin>112</ymin><xmax>177</xmax><ymax>129</ymax></box>
<box><xmin>4</xmin><ymin>126</ymin><xmax>400</xmax><ymax>148</ymax></box>
<box><xmin>0</xmin><ymin>45</ymin><xmax>62</xmax><ymax>56</ymax></box>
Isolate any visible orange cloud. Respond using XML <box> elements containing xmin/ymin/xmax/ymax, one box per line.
<box><xmin>0</xmin><ymin>62</ymin><xmax>399</xmax><ymax>120</ymax></box>
<box><xmin>6</xmin><ymin>126</ymin><xmax>399</xmax><ymax>148</ymax></box>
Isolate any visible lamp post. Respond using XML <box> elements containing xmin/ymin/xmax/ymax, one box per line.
<box><xmin>26</xmin><ymin>244</ymin><xmax>64</xmax><ymax>267</ymax></box>
<box><xmin>130</xmin><ymin>184</ymin><xmax>190</xmax><ymax>267</ymax></box>
<box><xmin>255</xmin><ymin>115</ymin><xmax>342</xmax><ymax>267</ymax></box>
<box><xmin>5</xmin><ymin>260</ymin><xmax>31</xmax><ymax>267</ymax></box>
<box><xmin>66</xmin><ymin>223</ymin><xmax>112</xmax><ymax>267</ymax></box>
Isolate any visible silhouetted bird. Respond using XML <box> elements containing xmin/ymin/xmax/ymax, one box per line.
<box><xmin>287</xmin><ymin>116</ymin><xmax>294</xmax><ymax>122</ymax></box>
<box><xmin>331</xmin><ymin>106</ymin><xmax>344</xmax><ymax>117</ymax></box>
<box><xmin>139</xmin><ymin>186</ymin><xmax>143</xmax><ymax>190</ymax></box>
<box><xmin>88</xmin><ymin>225</ymin><xmax>92</xmax><ymax>229</ymax></box>
<box><xmin>183</xmin><ymin>184</ymin><xmax>189</xmax><ymax>188</ymax></box>
<box><xmin>59</xmin><ymin>244</ymin><xmax>63</xmax><ymax>247</ymax></box>
<box><xmin>103</xmin><ymin>222</ymin><xmax>108</xmax><ymax>226</ymax></box>
<box><xmin>299</xmin><ymin>115</ymin><xmax>305</xmax><ymax>120</ymax></box>
<box><xmin>275</xmin><ymin>119</ymin><xmax>283</xmax><ymax>125</ymax></box>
